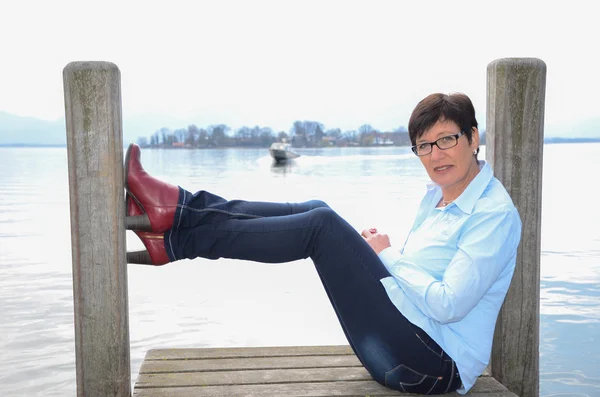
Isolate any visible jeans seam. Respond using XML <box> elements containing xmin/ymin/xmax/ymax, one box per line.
<box><xmin>168</xmin><ymin>190</ymin><xmax>186</xmax><ymax>261</ymax></box>
<box><xmin>177</xmin><ymin>190</ymin><xmax>187</xmax><ymax>229</ymax></box>
<box><xmin>443</xmin><ymin>360</ymin><xmax>455</xmax><ymax>393</ymax></box>
<box><xmin>426</xmin><ymin>377</ymin><xmax>439</xmax><ymax>395</ymax></box>
<box><xmin>386</xmin><ymin>364</ymin><xmax>436</xmax><ymax>393</ymax></box>
<box><xmin>179</xmin><ymin>205</ymin><xmax>264</xmax><ymax>219</ymax></box>
<box><xmin>414</xmin><ymin>332</ymin><xmax>443</xmax><ymax>358</ymax></box>
<box><xmin>168</xmin><ymin>229</ymin><xmax>175</xmax><ymax>260</ymax></box>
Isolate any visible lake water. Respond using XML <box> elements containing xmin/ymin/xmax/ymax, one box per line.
<box><xmin>0</xmin><ymin>144</ymin><xmax>598</xmax><ymax>396</ymax></box>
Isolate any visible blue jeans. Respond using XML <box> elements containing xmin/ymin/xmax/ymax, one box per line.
<box><xmin>165</xmin><ymin>187</ymin><xmax>462</xmax><ymax>394</ymax></box>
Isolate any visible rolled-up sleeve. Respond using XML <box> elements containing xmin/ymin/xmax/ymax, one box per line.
<box><xmin>379</xmin><ymin>207</ymin><xmax>522</xmax><ymax>324</ymax></box>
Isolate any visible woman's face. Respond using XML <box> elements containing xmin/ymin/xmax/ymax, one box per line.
<box><xmin>417</xmin><ymin>119</ymin><xmax>480</xmax><ymax>195</ymax></box>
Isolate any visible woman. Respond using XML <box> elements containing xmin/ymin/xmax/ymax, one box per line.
<box><xmin>124</xmin><ymin>93</ymin><xmax>522</xmax><ymax>395</ymax></box>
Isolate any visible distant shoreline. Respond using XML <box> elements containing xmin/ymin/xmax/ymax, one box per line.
<box><xmin>0</xmin><ymin>143</ymin><xmax>68</xmax><ymax>148</ymax></box>
<box><xmin>2</xmin><ymin>137</ymin><xmax>600</xmax><ymax>148</ymax></box>
<box><xmin>542</xmin><ymin>137</ymin><xmax>600</xmax><ymax>144</ymax></box>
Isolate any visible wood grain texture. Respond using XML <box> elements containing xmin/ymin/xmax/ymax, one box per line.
<box><xmin>140</xmin><ymin>355</ymin><xmax>363</xmax><ymax>373</ymax></box>
<box><xmin>133</xmin><ymin>381</ymin><xmax>516</xmax><ymax>397</ymax></box>
<box><xmin>133</xmin><ymin>346</ymin><xmax>516</xmax><ymax>396</ymax></box>
<box><xmin>486</xmin><ymin>58</ymin><xmax>545</xmax><ymax>397</ymax></box>
<box><xmin>145</xmin><ymin>345</ymin><xmax>355</xmax><ymax>360</ymax></box>
<box><xmin>63</xmin><ymin>61</ymin><xmax>130</xmax><ymax>397</ymax></box>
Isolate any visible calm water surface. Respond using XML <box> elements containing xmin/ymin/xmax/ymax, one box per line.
<box><xmin>0</xmin><ymin>144</ymin><xmax>598</xmax><ymax>396</ymax></box>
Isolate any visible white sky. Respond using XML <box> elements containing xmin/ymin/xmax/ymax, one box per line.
<box><xmin>1</xmin><ymin>0</ymin><xmax>598</xmax><ymax>134</ymax></box>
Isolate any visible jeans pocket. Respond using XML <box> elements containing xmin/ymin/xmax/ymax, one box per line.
<box><xmin>384</xmin><ymin>364</ymin><xmax>441</xmax><ymax>395</ymax></box>
<box><xmin>408</xmin><ymin>323</ymin><xmax>444</xmax><ymax>358</ymax></box>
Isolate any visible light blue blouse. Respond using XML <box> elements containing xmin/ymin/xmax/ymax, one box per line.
<box><xmin>378</xmin><ymin>161</ymin><xmax>522</xmax><ymax>394</ymax></box>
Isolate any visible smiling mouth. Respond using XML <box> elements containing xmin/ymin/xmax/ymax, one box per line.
<box><xmin>434</xmin><ymin>165</ymin><xmax>453</xmax><ymax>172</ymax></box>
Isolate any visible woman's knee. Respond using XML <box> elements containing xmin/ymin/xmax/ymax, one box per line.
<box><xmin>308</xmin><ymin>206</ymin><xmax>337</xmax><ymax>223</ymax></box>
<box><xmin>307</xmin><ymin>199</ymin><xmax>330</xmax><ymax>209</ymax></box>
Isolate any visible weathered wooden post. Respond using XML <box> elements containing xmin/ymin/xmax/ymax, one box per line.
<box><xmin>63</xmin><ymin>62</ymin><xmax>131</xmax><ymax>397</ymax></box>
<box><xmin>486</xmin><ymin>58</ymin><xmax>546</xmax><ymax>397</ymax></box>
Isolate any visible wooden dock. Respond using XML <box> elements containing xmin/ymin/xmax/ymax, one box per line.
<box><xmin>133</xmin><ymin>345</ymin><xmax>517</xmax><ymax>396</ymax></box>
<box><xmin>64</xmin><ymin>59</ymin><xmax>545</xmax><ymax>396</ymax></box>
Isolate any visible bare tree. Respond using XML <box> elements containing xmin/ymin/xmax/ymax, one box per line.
<box><xmin>291</xmin><ymin>120</ymin><xmax>325</xmax><ymax>147</ymax></box>
<box><xmin>277</xmin><ymin>131</ymin><xmax>289</xmax><ymax>142</ymax></box>
<box><xmin>259</xmin><ymin>127</ymin><xmax>274</xmax><ymax>146</ymax></box>
<box><xmin>173</xmin><ymin>128</ymin><xmax>186</xmax><ymax>143</ymax></box>
<box><xmin>208</xmin><ymin>124</ymin><xmax>230</xmax><ymax>146</ymax></box>
<box><xmin>235</xmin><ymin>126</ymin><xmax>251</xmax><ymax>144</ymax></box>
<box><xmin>186</xmin><ymin>124</ymin><xmax>200</xmax><ymax>146</ymax></box>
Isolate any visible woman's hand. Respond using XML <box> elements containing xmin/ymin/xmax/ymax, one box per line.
<box><xmin>361</xmin><ymin>228</ymin><xmax>391</xmax><ymax>255</ymax></box>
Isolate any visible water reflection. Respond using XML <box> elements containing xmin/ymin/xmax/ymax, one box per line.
<box><xmin>270</xmin><ymin>160</ymin><xmax>296</xmax><ymax>174</ymax></box>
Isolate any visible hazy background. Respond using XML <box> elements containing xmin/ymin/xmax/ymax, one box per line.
<box><xmin>0</xmin><ymin>0</ymin><xmax>598</xmax><ymax>145</ymax></box>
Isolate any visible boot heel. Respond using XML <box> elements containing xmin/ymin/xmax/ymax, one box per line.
<box><xmin>126</xmin><ymin>214</ymin><xmax>152</xmax><ymax>231</ymax></box>
<box><xmin>127</xmin><ymin>250</ymin><xmax>153</xmax><ymax>265</ymax></box>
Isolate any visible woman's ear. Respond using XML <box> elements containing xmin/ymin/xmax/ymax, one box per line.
<box><xmin>471</xmin><ymin>127</ymin><xmax>480</xmax><ymax>149</ymax></box>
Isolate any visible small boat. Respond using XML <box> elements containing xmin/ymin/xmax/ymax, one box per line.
<box><xmin>269</xmin><ymin>142</ymin><xmax>300</xmax><ymax>163</ymax></box>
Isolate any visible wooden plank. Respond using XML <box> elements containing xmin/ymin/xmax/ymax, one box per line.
<box><xmin>133</xmin><ymin>380</ymin><xmax>409</xmax><ymax>397</ymax></box>
<box><xmin>136</xmin><ymin>370</ymin><xmax>504</xmax><ymax>393</ymax></box>
<box><xmin>133</xmin><ymin>379</ymin><xmax>516</xmax><ymax>397</ymax></box>
<box><xmin>144</xmin><ymin>345</ymin><xmax>354</xmax><ymax>360</ymax></box>
<box><xmin>136</xmin><ymin>366</ymin><xmax>371</xmax><ymax>387</ymax></box>
<box><xmin>460</xmin><ymin>377</ymin><xmax>511</xmax><ymax>394</ymax></box>
<box><xmin>134</xmin><ymin>346</ymin><xmax>515</xmax><ymax>396</ymax></box>
<box><xmin>140</xmin><ymin>355</ymin><xmax>362</xmax><ymax>373</ymax></box>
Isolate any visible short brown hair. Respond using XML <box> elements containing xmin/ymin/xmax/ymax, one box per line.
<box><xmin>408</xmin><ymin>93</ymin><xmax>478</xmax><ymax>145</ymax></box>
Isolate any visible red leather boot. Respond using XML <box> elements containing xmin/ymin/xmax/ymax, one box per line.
<box><xmin>126</xmin><ymin>195</ymin><xmax>170</xmax><ymax>266</ymax></box>
<box><xmin>125</xmin><ymin>143</ymin><xmax>179</xmax><ymax>233</ymax></box>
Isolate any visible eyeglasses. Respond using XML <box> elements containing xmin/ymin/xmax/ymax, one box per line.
<box><xmin>411</xmin><ymin>131</ymin><xmax>464</xmax><ymax>156</ymax></box>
